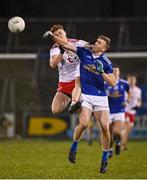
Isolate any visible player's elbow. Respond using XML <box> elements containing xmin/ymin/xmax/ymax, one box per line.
<box><xmin>50</xmin><ymin>63</ymin><xmax>56</xmax><ymax>69</ymax></box>
<box><xmin>49</xmin><ymin>60</ymin><xmax>56</xmax><ymax>69</ymax></box>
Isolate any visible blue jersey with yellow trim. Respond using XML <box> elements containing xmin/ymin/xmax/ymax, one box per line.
<box><xmin>105</xmin><ymin>79</ymin><xmax>129</xmax><ymax>113</ymax></box>
<box><xmin>77</xmin><ymin>47</ymin><xmax>113</xmax><ymax>96</ymax></box>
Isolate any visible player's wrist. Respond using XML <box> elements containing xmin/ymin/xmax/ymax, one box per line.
<box><xmin>99</xmin><ymin>70</ymin><xmax>104</xmax><ymax>74</ymax></box>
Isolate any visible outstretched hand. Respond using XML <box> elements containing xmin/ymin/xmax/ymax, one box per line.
<box><xmin>43</xmin><ymin>31</ymin><xmax>54</xmax><ymax>40</ymax></box>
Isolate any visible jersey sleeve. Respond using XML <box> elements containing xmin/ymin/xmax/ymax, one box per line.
<box><xmin>76</xmin><ymin>47</ymin><xmax>85</xmax><ymax>59</ymax></box>
<box><xmin>104</xmin><ymin>82</ymin><xmax>109</xmax><ymax>90</ymax></box>
<box><xmin>104</xmin><ymin>61</ymin><xmax>113</xmax><ymax>74</ymax></box>
<box><xmin>125</xmin><ymin>82</ymin><xmax>130</xmax><ymax>92</ymax></box>
<box><xmin>50</xmin><ymin>47</ymin><xmax>60</xmax><ymax>57</ymax></box>
<box><xmin>77</xmin><ymin>40</ymin><xmax>88</xmax><ymax>47</ymax></box>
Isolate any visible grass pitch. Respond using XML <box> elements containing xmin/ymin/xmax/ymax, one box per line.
<box><xmin>0</xmin><ymin>139</ymin><xmax>147</xmax><ymax>179</ymax></box>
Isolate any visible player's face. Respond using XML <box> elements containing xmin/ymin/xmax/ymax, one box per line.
<box><xmin>92</xmin><ymin>38</ymin><xmax>107</xmax><ymax>53</ymax></box>
<box><xmin>113</xmin><ymin>68</ymin><xmax>120</xmax><ymax>79</ymax></box>
<box><xmin>127</xmin><ymin>76</ymin><xmax>137</xmax><ymax>86</ymax></box>
<box><xmin>54</xmin><ymin>29</ymin><xmax>67</xmax><ymax>40</ymax></box>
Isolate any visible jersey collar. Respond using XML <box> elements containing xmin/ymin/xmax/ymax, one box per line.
<box><xmin>92</xmin><ymin>53</ymin><xmax>104</xmax><ymax>59</ymax></box>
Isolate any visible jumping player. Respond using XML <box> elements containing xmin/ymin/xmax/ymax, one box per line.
<box><xmin>45</xmin><ymin>24</ymin><xmax>88</xmax><ymax>114</ymax></box>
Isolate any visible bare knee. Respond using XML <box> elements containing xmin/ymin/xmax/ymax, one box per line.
<box><xmin>101</xmin><ymin>124</ymin><xmax>110</xmax><ymax>136</ymax></box>
<box><xmin>78</xmin><ymin>122</ymin><xmax>88</xmax><ymax>131</ymax></box>
<box><xmin>113</xmin><ymin>128</ymin><xmax>121</xmax><ymax>136</ymax></box>
<box><xmin>51</xmin><ymin>106</ymin><xmax>61</xmax><ymax>114</ymax></box>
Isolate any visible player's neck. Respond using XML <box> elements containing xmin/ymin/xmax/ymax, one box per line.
<box><xmin>116</xmin><ymin>77</ymin><xmax>120</xmax><ymax>81</ymax></box>
<box><xmin>130</xmin><ymin>84</ymin><xmax>136</xmax><ymax>88</ymax></box>
<box><xmin>93</xmin><ymin>51</ymin><xmax>103</xmax><ymax>56</ymax></box>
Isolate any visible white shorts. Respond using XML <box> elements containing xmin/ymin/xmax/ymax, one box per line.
<box><xmin>109</xmin><ymin>112</ymin><xmax>125</xmax><ymax>123</ymax></box>
<box><xmin>80</xmin><ymin>93</ymin><xmax>109</xmax><ymax>112</ymax></box>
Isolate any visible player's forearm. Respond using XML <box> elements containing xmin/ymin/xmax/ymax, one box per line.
<box><xmin>50</xmin><ymin>54</ymin><xmax>62</xmax><ymax>68</ymax></box>
<box><xmin>53</xmin><ymin>35</ymin><xmax>77</xmax><ymax>53</ymax></box>
<box><xmin>127</xmin><ymin>91</ymin><xmax>131</xmax><ymax>103</ymax></box>
<box><xmin>102</xmin><ymin>73</ymin><xmax>116</xmax><ymax>87</ymax></box>
<box><xmin>137</xmin><ymin>99</ymin><xmax>142</xmax><ymax>107</ymax></box>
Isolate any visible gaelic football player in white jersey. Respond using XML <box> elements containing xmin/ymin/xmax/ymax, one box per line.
<box><xmin>122</xmin><ymin>74</ymin><xmax>142</xmax><ymax>150</ymax></box>
<box><xmin>48</xmin><ymin>24</ymin><xmax>88</xmax><ymax>114</ymax></box>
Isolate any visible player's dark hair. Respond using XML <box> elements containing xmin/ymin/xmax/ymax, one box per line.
<box><xmin>50</xmin><ymin>24</ymin><xmax>64</xmax><ymax>33</ymax></box>
<box><xmin>127</xmin><ymin>73</ymin><xmax>137</xmax><ymax>78</ymax></box>
<box><xmin>113</xmin><ymin>64</ymin><xmax>120</xmax><ymax>69</ymax></box>
<box><xmin>98</xmin><ymin>35</ymin><xmax>111</xmax><ymax>49</ymax></box>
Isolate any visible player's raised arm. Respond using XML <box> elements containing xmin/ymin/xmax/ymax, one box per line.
<box><xmin>43</xmin><ymin>31</ymin><xmax>77</xmax><ymax>53</ymax></box>
<box><xmin>54</xmin><ymin>35</ymin><xmax>77</xmax><ymax>53</ymax></box>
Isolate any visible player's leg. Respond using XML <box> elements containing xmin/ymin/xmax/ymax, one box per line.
<box><xmin>51</xmin><ymin>92</ymin><xmax>70</xmax><ymax>114</ymax></box>
<box><xmin>108</xmin><ymin>121</ymin><xmax>114</xmax><ymax>158</ymax></box>
<box><xmin>87</xmin><ymin>119</ymin><xmax>94</xmax><ymax>145</ymax></box>
<box><xmin>68</xmin><ymin>77</ymin><xmax>81</xmax><ymax>114</ymax></box>
<box><xmin>121</xmin><ymin>113</ymin><xmax>134</xmax><ymax>150</ymax></box>
<box><xmin>94</xmin><ymin>110</ymin><xmax>110</xmax><ymax>173</ymax></box>
<box><xmin>68</xmin><ymin>106</ymin><xmax>92</xmax><ymax>163</ymax></box>
<box><xmin>121</xmin><ymin>120</ymin><xmax>132</xmax><ymax>150</ymax></box>
<box><xmin>71</xmin><ymin>76</ymin><xmax>81</xmax><ymax>103</ymax></box>
<box><xmin>113</xmin><ymin>120</ymin><xmax>123</xmax><ymax>155</ymax></box>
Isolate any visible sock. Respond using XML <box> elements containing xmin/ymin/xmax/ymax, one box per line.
<box><xmin>114</xmin><ymin>134</ymin><xmax>121</xmax><ymax>145</ymax></box>
<box><xmin>70</xmin><ymin>141</ymin><xmax>78</xmax><ymax>152</ymax></box>
<box><xmin>109</xmin><ymin>149</ymin><xmax>113</xmax><ymax>156</ymax></box>
<box><xmin>102</xmin><ymin>150</ymin><xmax>109</xmax><ymax>161</ymax></box>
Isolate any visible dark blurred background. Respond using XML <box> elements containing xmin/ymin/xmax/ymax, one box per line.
<box><xmin>1</xmin><ymin>0</ymin><xmax>147</xmax><ymax>18</ymax></box>
<box><xmin>0</xmin><ymin>0</ymin><xmax>147</xmax><ymax>139</ymax></box>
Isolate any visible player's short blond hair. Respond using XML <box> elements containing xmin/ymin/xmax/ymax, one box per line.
<box><xmin>98</xmin><ymin>35</ymin><xmax>111</xmax><ymax>49</ymax></box>
<box><xmin>50</xmin><ymin>24</ymin><xmax>64</xmax><ymax>33</ymax></box>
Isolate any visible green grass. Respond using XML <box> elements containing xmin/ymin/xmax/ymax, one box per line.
<box><xmin>0</xmin><ymin>139</ymin><xmax>147</xmax><ymax>179</ymax></box>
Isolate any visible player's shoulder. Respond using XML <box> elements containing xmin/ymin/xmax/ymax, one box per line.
<box><xmin>77</xmin><ymin>46</ymin><xmax>91</xmax><ymax>52</ymax></box>
<box><xmin>101</xmin><ymin>54</ymin><xmax>112</xmax><ymax>65</ymax></box>
<box><xmin>69</xmin><ymin>39</ymin><xmax>88</xmax><ymax>47</ymax></box>
<box><xmin>51</xmin><ymin>43</ymin><xmax>59</xmax><ymax>49</ymax></box>
<box><xmin>135</xmin><ymin>86</ymin><xmax>142</xmax><ymax>92</ymax></box>
<box><xmin>120</xmin><ymin>78</ymin><xmax>129</xmax><ymax>85</ymax></box>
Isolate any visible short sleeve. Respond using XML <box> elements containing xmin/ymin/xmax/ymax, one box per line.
<box><xmin>77</xmin><ymin>47</ymin><xmax>85</xmax><ymax>58</ymax></box>
<box><xmin>77</xmin><ymin>40</ymin><xmax>88</xmax><ymax>47</ymax></box>
<box><xmin>50</xmin><ymin>47</ymin><xmax>60</xmax><ymax>57</ymax></box>
<box><xmin>104</xmin><ymin>61</ymin><xmax>113</xmax><ymax>74</ymax></box>
<box><xmin>125</xmin><ymin>82</ymin><xmax>130</xmax><ymax>92</ymax></box>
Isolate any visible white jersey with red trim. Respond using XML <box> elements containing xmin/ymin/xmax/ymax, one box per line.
<box><xmin>125</xmin><ymin>86</ymin><xmax>142</xmax><ymax>114</ymax></box>
<box><xmin>50</xmin><ymin>39</ymin><xmax>87</xmax><ymax>82</ymax></box>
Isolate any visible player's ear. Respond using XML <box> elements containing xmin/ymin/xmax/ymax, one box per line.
<box><xmin>103</xmin><ymin>45</ymin><xmax>108</xmax><ymax>52</ymax></box>
<box><xmin>63</xmin><ymin>30</ymin><xmax>67</xmax><ymax>36</ymax></box>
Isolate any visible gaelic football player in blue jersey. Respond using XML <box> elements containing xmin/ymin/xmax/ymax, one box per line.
<box><xmin>47</xmin><ymin>32</ymin><xmax>116</xmax><ymax>173</ymax></box>
<box><xmin>105</xmin><ymin>64</ymin><xmax>131</xmax><ymax>158</ymax></box>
